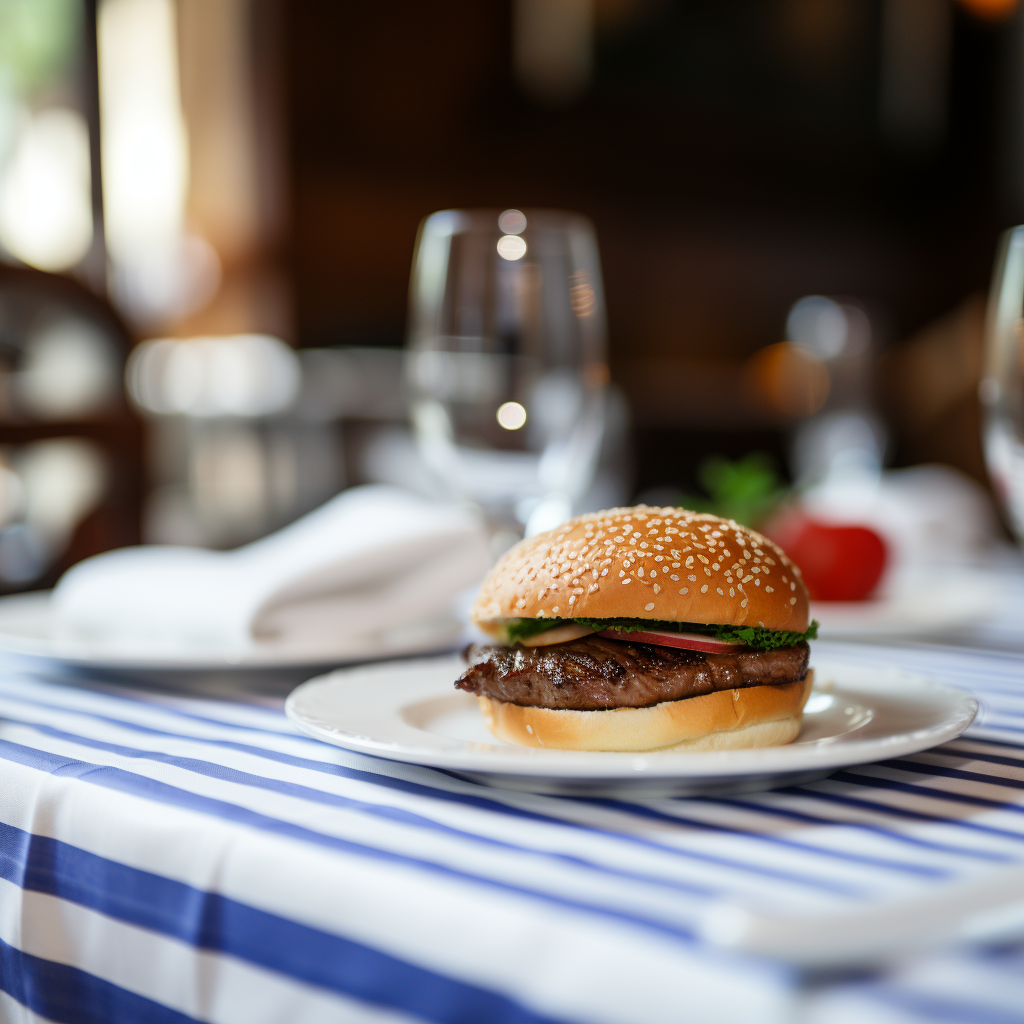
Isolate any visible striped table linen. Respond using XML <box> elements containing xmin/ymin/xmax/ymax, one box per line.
<box><xmin>0</xmin><ymin>641</ymin><xmax>1021</xmax><ymax>1024</ymax></box>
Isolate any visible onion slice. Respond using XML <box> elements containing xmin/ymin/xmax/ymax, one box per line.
<box><xmin>598</xmin><ymin>628</ymin><xmax>744</xmax><ymax>654</ymax></box>
<box><xmin>517</xmin><ymin>623</ymin><xmax>596</xmax><ymax>647</ymax></box>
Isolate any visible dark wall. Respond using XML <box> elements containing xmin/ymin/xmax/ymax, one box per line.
<box><xmin>283</xmin><ymin>0</ymin><xmax>1014</xmax><ymax>491</ymax></box>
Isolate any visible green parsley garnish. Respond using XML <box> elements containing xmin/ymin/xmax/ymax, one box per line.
<box><xmin>500</xmin><ymin>617</ymin><xmax>817</xmax><ymax>650</ymax></box>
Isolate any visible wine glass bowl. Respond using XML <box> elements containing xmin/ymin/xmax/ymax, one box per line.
<box><xmin>406</xmin><ymin>209</ymin><xmax>608</xmax><ymax>546</ymax></box>
<box><xmin>982</xmin><ymin>226</ymin><xmax>1024</xmax><ymax>546</ymax></box>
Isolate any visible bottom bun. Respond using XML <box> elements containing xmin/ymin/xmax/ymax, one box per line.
<box><xmin>478</xmin><ymin>670</ymin><xmax>814</xmax><ymax>752</ymax></box>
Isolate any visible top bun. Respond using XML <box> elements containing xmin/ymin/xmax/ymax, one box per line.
<box><xmin>472</xmin><ymin>506</ymin><xmax>809</xmax><ymax>633</ymax></box>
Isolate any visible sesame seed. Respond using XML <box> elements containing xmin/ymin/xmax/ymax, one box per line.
<box><xmin>619</xmin><ymin>570</ymin><xmax>625</xmax><ymax>577</ymax></box>
<box><xmin>729</xmin><ymin>587</ymin><xmax>735</xmax><ymax>596</ymax></box>
<box><xmin>790</xmin><ymin>597</ymin><xmax>797</xmax><ymax>605</ymax></box>
<box><xmin>704</xmin><ymin>568</ymin><xmax>711</xmax><ymax>577</ymax></box>
<box><xmin>653</xmin><ymin>584</ymin><xmax>660</xmax><ymax>593</ymax></box>
<box><xmin>670</xmin><ymin>574</ymin><xmax>679</xmax><ymax>581</ymax></box>
<box><xmin>790</xmin><ymin>582</ymin><xmax>796</xmax><ymax>591</ymax></box>
<box><xmin>645</xmin><ymin>602</ymin><xmax>655</xmax><ymax>610</ymax></box>
<box><xmin>717</xmin><ymin>587</ymin><xmax>724</xmax><ymax>595</ymax></box>
<box><xmin>679</xmin><ymin>587</ymin><xmax>688</xmax><ymax>595</ymax></box>
<box><xmin>765</xmin><ymin>586</ymin><xmax>773</xmax><ymax>593</ymax></box>
<box><xmin>700</xmin><ymin>584</ymin><xmax>709</xmax><ymax>594</ymax></box>
<box><xmin>622</xmin><ymin>578</ymin><xmax>631</xmax><ymax>585</ymax></box>
<box><xmin>638</xmin><ymin>567</ymin><xmax>645</xmax><ymax>577</ymax></box>
<box><xmin>688</xmin><ymin>574</ymin><xmax>697</xmax><ymax>582</ymax></box>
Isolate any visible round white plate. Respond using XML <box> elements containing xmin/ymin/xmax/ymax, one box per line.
<box><xmin>812</xmin><ymin>568</ymin><xmax>1001</xmax><ymax>639</ymax></box>
<box><xmin>285</xmin><ymin>654</ymin><xmax>978</xmax><ymax>796</ymax></box>
<box><xmin>0</xmin><ymin>591</ymin><xmax>461</xmax><ymax>673</ymax></box>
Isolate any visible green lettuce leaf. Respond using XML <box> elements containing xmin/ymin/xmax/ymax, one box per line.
<box><xmin>503</xmin><ymin>618</ymin><xmax>564</xmax><ymax>643</ymax></box>
<box><xmin>498</xmin><ymin>617</ymin><xmax>818</xmax><ymax>650</ymax></box>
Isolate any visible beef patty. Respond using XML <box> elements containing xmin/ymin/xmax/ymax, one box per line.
<box><xmin>456</xmin><ymin>636</ymin><xmax>809</xmax><ymax>710</ymax></box>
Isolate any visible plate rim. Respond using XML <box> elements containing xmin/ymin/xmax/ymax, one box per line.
<box><xmin>284</xmin><ymin>654</ymin><xmax>979</xmax><ymax>779</ymax></box>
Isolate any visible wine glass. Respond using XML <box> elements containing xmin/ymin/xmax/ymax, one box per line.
<box><xmin>406</xmin><ymin>209</ymin><xmax>608</xmax><ymax>553</ymax></box>
<box><xmin>982</xmin><ymin>226</ymin><xmax>1024</xmax><ymax>546</ymax></box>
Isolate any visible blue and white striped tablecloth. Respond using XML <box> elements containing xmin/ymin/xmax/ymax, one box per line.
<box><xmin>0</xmin><ymin>642</ymin><xmax>1022</xmax><ymax>1024</ymax></box>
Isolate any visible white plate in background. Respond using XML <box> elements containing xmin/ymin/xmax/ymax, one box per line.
<box><xmin>285</xmin><ymin>653</ymin><xmax>977</xmax><ymax>797</ymax></box>
<box><xmin>812</xmin><ymin>567</ymin><xmax>1002</xmax><ymax>639</ymax></box>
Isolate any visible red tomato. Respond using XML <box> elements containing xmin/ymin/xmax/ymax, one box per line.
<box><xmin>764</xmin><ymin>513</ymin><xmax>887</xmax><ymax>601</ymax></box>
<box><xmin>598</xmin><ymin>629</ymin><xmax>744</xmax><ymax>653</ymax></box>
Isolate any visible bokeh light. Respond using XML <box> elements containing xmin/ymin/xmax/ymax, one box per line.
<box><xmin>745</xmin><ymin>341</ymin><xmax>831</xmax><ymax>419</ymax></box>
<box><xmin>496</xmin><ymin>234</ymin><xmax>527</xmax><ymax>261</ymax></box>
<box><xmin>496</xmin><ymin>401</ymin><xmax>528</xmax><ymax>430</ymax></box>
<box><xmin>0</xmin><ymin>107</ymin><xmax>92</xmax><ymax>271</ymax></box>
<box><xmin>126</xmin><ymin>335</ymin><xmax>301</xmax><ymax>418</ymax></box>
<box><xmin>498</xmin><ymin>209</ymin><xmax>527</xmax><ymax>234</ymax></box>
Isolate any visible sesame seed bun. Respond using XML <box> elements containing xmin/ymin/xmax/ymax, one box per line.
<box><xmin>471</xmin><ymin>506</ymin><xmax>809</xmax><ymax>633</ymax></box>
<box><xmin>477</xmin><ymin>671</ymin><xmax>814</xmax><ymax>752</ymax></box>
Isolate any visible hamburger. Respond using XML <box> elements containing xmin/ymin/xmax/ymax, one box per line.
<box><xmin>456</xmin><ymin>506</ymin><xmax>816</xmax><ymax>752</ymax></box>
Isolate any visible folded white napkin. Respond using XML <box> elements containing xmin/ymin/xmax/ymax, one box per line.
<box><xmin>51</xmin><ymin>486</ymin><xmax>491</xmax><ymax>659</ymax></box>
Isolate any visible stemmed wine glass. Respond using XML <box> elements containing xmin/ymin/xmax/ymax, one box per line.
<box><xmin>982</xmin><ymin>226</ymin><xmax>1024</xmax><ymax>546</ymax></box>
<box><xmin>406</xmin><ymin>209</ymin><xmax>608</xmax><ymax>553</ymax></box>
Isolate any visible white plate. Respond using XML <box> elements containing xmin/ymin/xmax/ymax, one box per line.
<box><xmin>0</xmin><ymin>591</ymin><xmax>460</xmax><ymax>673</ymax></box>
<box><xmin>285</xmin><ymin>654</ymin><xmax>978</xmax><ymax>796</ymax></box>
<box><xmin>812</xmin><ymin>567</ymin><xmax>1001</xmax><ymax>638</ymax></box>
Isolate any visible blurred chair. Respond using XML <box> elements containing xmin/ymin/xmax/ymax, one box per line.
<box><xmin>0</xmin><ymin>265</ymin><xmax>143</xmax><ymax>590</ymax></box>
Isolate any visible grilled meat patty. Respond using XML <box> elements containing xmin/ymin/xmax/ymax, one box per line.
<box><xmin>456</xmin><ymin>636</ymin><xmax>809</xmax><ymax>710</ymax></box>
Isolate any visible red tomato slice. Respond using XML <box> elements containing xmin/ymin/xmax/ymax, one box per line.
<box><xmin>598</xmin><ymin>629</ymin><xmax>744</xmax><ymax>653</ymax></box>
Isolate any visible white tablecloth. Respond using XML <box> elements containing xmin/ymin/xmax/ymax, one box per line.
<box><xmin>0</xmin><ymin>637</ymin><xmax>1022</xmax><ymax>1023</ymax></box>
